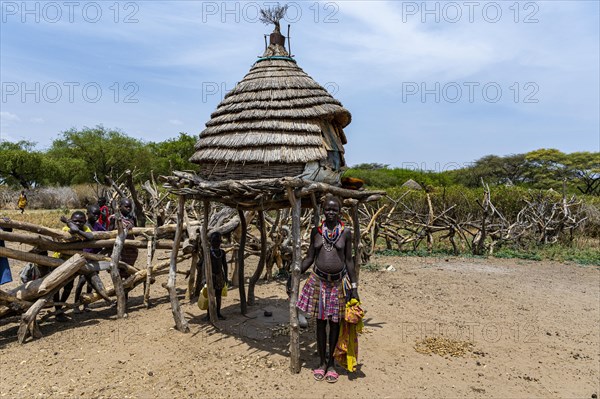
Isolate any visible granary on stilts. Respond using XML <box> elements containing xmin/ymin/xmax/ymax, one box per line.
<box><xmin>190</xmin><ymin>27</ymin><xmax>351</xmax><ymax>184</ymax></box>
<box><xmin>163</xmin><ymin>9</ymin><xmax>384</xmax><ymax>373</ymax></box>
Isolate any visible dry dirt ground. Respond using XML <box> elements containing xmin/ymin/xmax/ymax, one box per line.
<box><xmin>1</xmin><ymin>248</ymin><xmax>598</xmax><ymax>399</ymax></box>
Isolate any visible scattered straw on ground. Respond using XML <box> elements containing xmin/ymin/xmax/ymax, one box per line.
<box><xmin>414</xmin><ymin>336</ymin><xmax>475</xmax><ymax>357</ymax></box>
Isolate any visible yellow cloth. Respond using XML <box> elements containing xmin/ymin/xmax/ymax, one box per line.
<box><xmin>197</xmin><ymin>285</ymin><xmax>209</xmax><ymax>310</ymax></box>
<box><xmin>197</xmin><ymin>284</ymin><xmax>227</xmax><ymax>310</ymax></box>
<box><xmin>52</xmin><ymin>225</ymin><xmax>92</xmax><ymax>260</ymax></box>
<box><xmin>333</xmin><ymin>298</ymin><xmax>364</xmax><ymax>372</ymax></box>
<box><xmin>18</xmin><ymin>194</ymin><xmax>27</xmax><ymax>209</ymax></box>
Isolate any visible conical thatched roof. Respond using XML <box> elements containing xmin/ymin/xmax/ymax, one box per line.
<box><xmin>190</xmin><ymin>29</ymin><xmax>351</xmax><ymax>181</ymax></box>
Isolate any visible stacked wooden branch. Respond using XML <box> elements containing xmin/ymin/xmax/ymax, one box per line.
<box><xmin>0</xmin><ymin>217</ymin><xmax>199</xmax><ymax>342</ymax></box>
<box><xmin>355</xmin><ymin>183</ymin><xmax>589</xmax><ymax>257</ymax></box>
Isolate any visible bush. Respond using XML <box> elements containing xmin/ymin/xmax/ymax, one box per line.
<box><xmin>0</xmin><ymin>185</ymin><xmax>96</xmax><ymax>210</ymax></box>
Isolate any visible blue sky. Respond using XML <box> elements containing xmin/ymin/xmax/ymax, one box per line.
<box><xmin>1</xmin><ymin>0</ymin><xmax>598</xmax><ymax>170</ymax></box>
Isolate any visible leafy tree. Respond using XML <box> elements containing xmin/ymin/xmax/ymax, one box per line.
<box><xmin>0</xmin><ymin>140</ymin><xmax>45</xmax><ymax>188</ymax></box>
<box><xmin>47</xmin><ymin>126</ymin><xmax>151</xmax><ymax>183</ymax></box>
<box><xmin>523</xmin><ymin>148</ymin><xmax>571</xmax><ymax>188</ymax></box>
<box><xmin>451</xmin><ymin>153</ymin><xmax>528</xmax><ymax>187</ymax></box>
<box><xmin>565</xmin><ymin>152</ymin><xmax>600</xmax><ymax>195</ymax></box>
<box><xmin>147</xmin><ymin>133</ymin><xmax>198</xmax><ymax>176</ymax></box>
<box><xmin>351</xmin><ymin>163</ymin><xmax>389</xmax><ymax>170</ymax></box>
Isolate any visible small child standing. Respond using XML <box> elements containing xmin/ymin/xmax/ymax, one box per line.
<box><xmin>74</xmin><ymin>204</ymin><xmax>106</xmax><ymax>312</ymax></box>
<box><xmin>53</xmin><ymin>211</ymin><xmax>93</xmax><ymax>321</ymax></box>
<box><xmin>17</xmin><ymin>191</ymin><xmax>27</xmax><ymax>214</ymax></box>
<box><xmin>203</xmin><ymin>232</ymin><xmax>228</xmax><ymax>321</ymax></box>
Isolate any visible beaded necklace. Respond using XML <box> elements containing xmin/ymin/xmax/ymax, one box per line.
<box><xmin>319</xmin><ymin>220</ymin><xmax>344</xmax><ymax>252</ymax></box>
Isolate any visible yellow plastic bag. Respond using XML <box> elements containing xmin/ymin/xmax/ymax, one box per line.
<box><xmin>222</xmin><ymin>285</ymin><xmax>228</xmax><ymax>297</ymax></box>
<box><xmin>197</xmin><ymin>285</ymin><xmax>208</xmax><ymax>310</ymax></box>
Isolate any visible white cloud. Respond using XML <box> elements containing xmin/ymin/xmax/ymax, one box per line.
<box><xmin>0</xmin><ymin>112</ymin><xmax>20</xmax><ymax>122</ymax></box>
<box><xmin>30</xmin><ymin>117</ymin><xmax>45</xmax><ymax>124</ymax></box>
<box><xmin>169</xmin><ymin>119</ymin><xmax>183</xmax><ymax>125</ymax></box>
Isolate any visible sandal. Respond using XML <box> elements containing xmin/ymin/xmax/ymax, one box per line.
<box><xmin>313</xmin><ymin>368</ymin><xmax>326</xmax><ymax>381</ymax></box>
<box><xmin>325</xmin><ymin>370</ymin><xmax>339</xmax><ymax>383</ymax></box>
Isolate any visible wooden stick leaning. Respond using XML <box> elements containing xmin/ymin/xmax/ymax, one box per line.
<box><xmin>202</xmin><ymin>200</ymin><xmax>218</xmax><ymax>324</ymax></box>
<box><xmin>237</xmin><ymin>208</ymin><xmax>248</xmax><ymax>315</ymax></box>
<box><xmin>247</xmin><ymin>210</ymin><xmax>266</xmax><ymax>306</ymax></box>
<box><xmin>110</xmin><ymin>217</ymin><xmax>128</xmax><ymax>318</ymax></box>
<box><xmin>167</xmin><ymin>195</ymin><xmax>189</xmax><ymax>332</ymax></box>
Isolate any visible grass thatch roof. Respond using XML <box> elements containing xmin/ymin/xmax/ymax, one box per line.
<box><xmin>190</xmin><ymin>57</ymin><xmax>351</xmax><ymax>166</ymax></box>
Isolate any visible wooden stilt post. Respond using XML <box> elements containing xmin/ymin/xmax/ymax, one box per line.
<box><xmin>187</xmin><ymin>245</ymin><xmax>199</xmax><ymax>302</ymax></box>
<box><xmin>109</xmin><ymin>217</ymin><xmax>128</xmax><ymax>318</ymax></box>
<box><xmin>184</xmin><ymin>209</ymin><xmax>199</xmax><ymax>302</ymax></box>
<box><xmin>202</xmin><ymin>201</ymin><xmax>218</xmax><ymax>323</ymax></box>
<box><xmin>144</xmin><ymin>237</ymin><xmax>154</xmax><ymax>308</ymax></box>
<box><xmin>310</xmin><ymin>193</ymin><xmax>320</xmax><ymax>228</ymax></box>
<box><xmin>351</xmin><ymin>203</ymin><xmax>362</xmax><ymax>283</ymax></box>
<box><xmin>287</xmin><ymin>187</ymin><xmax>302</xmax><ymax>373</ymax></box>
<box><xmin>247</xmin><ymin>210</ymin><xmax>266</xmax><ymax>306</ymax></box>
<box><xmin>237</xmin><ymin>209</ymin><xmax>248</xmax><ymax>315</ymax></box>
<box><xmin>167</xmin><ymin>195</ymin><xmax>189</xmax><ymax>332</ymax></box>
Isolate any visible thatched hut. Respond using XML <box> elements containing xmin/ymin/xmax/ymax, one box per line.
<box><xmin>164</xmin><ymin>12</ymin><xmax>384</xmax><ymax>374</ymax></box>
<box><xmin>190</xmin><ymin>25</ymin><xmax>351</xmax><ymax>184</ymax></box>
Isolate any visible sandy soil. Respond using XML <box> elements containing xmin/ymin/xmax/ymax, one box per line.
<box><xmin>1</xmin><ymin>249</ymin><xmax>598</xmax><ymax>398</ymax></box>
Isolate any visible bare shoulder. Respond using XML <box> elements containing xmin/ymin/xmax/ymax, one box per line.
<box><xmin>344</xmin><ymin>226</ymin><xmax>353</xmax><ymax>239</ymax></box>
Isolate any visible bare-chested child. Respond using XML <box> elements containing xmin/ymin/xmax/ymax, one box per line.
<box><xmin>202</xmin><ymin>232</ymin><xmax>228</xmax><ymax>321</ymax></box>
<box><xmin>296</xmin><ymin>195</ymin><xmax>359</xmax><ymax>383</ymax></box>
<box><xmin>53</xmin><ymin>211</ymin><xmax>93</xmax><ymax>322</ymax></box>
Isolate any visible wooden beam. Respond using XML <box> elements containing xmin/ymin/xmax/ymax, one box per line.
<box><xmin>0</xmin><ymin>220</ymin><xmax>186</xmax><ymax>240</ymax></box>
<box><xmin>0</xmin><ymin>229</ymin><xmax>174</xmax><ymax>250</ymax></box>
<box><xmin>287</xmin><ymin>187</ymin><xmax>302</xmax><ymax>373</ymax></box>
<box><xmin>8</xmin><ymin>254</ymin><xmax>86</xmax><ymax>301</ymax></box>
<box><xmin>167</xmin><ymin>195</ymin><xmax>189</xmax><ymax>332</ymax></box>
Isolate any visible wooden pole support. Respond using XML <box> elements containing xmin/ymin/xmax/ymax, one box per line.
<box><xmin>247</xmin><ymin>210</ymin><xmax>266</xmax><ymax>306</ymax></box>
<box><xmin>287</xmin><ymin>187</ymin><xmax>302</xmax><ymax>373</ymax></box>
<box><xmin>167</xmin><ymin>195</ymin><xmax>189</xmax><ymax>332</ymax></box>
<box><xmin>202</xmin><ymin>200</ymin><xmax>218</xmax><ymax>323</ymax></box>
<box><xmin>109</xmin><ymin>217</ymin><xmax>128</xmax><ymax>318</ymax></box>
<box><xmin>237</xmin><ymin>209</ymin><xmax>248</xmax><ymax>315</ymax></box>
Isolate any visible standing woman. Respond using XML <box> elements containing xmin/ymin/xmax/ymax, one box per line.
<box><xmin>297</xmin><ymin>195</ymin><xmax>359</xmax><ymax>383</ymax></box>
<box><xmin>17</xmin><ymin>191</ymin><xmax>27</xmax><ymax>214</ymax></box>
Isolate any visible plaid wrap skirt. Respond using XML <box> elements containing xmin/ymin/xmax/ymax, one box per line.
<box><xmin>297</xmin><ymin>271</ymin><xmax>348</xmax><ymax>323</ymax></box>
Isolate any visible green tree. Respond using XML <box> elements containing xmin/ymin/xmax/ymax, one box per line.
<box><xmin>47</xmin><ymin>126</ymin><xmax>151</xmax><ymax>183</ymax></box>
<box><xmin>565</xmin><ymin>152</ymin><xmax>600</xmax><ymax>195</ymax></box>
<box><xmin>147</xmin><ymin>133</ymin><xmax>198</xmax><ymax>176</ymax></box>
<box><xmin>0</xmin><ymin>140</ymin><xmax>45</xmax><ymax>188</ymax></box>
<box><xmin>451</xmin><ymin>153</ymin><xmax>528</xmax><ymax>187</ymax></box>
<box><xmin>523</xmin><ymin>148</ymin><xmax>571</xmax><ymax>188</ymax></box>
